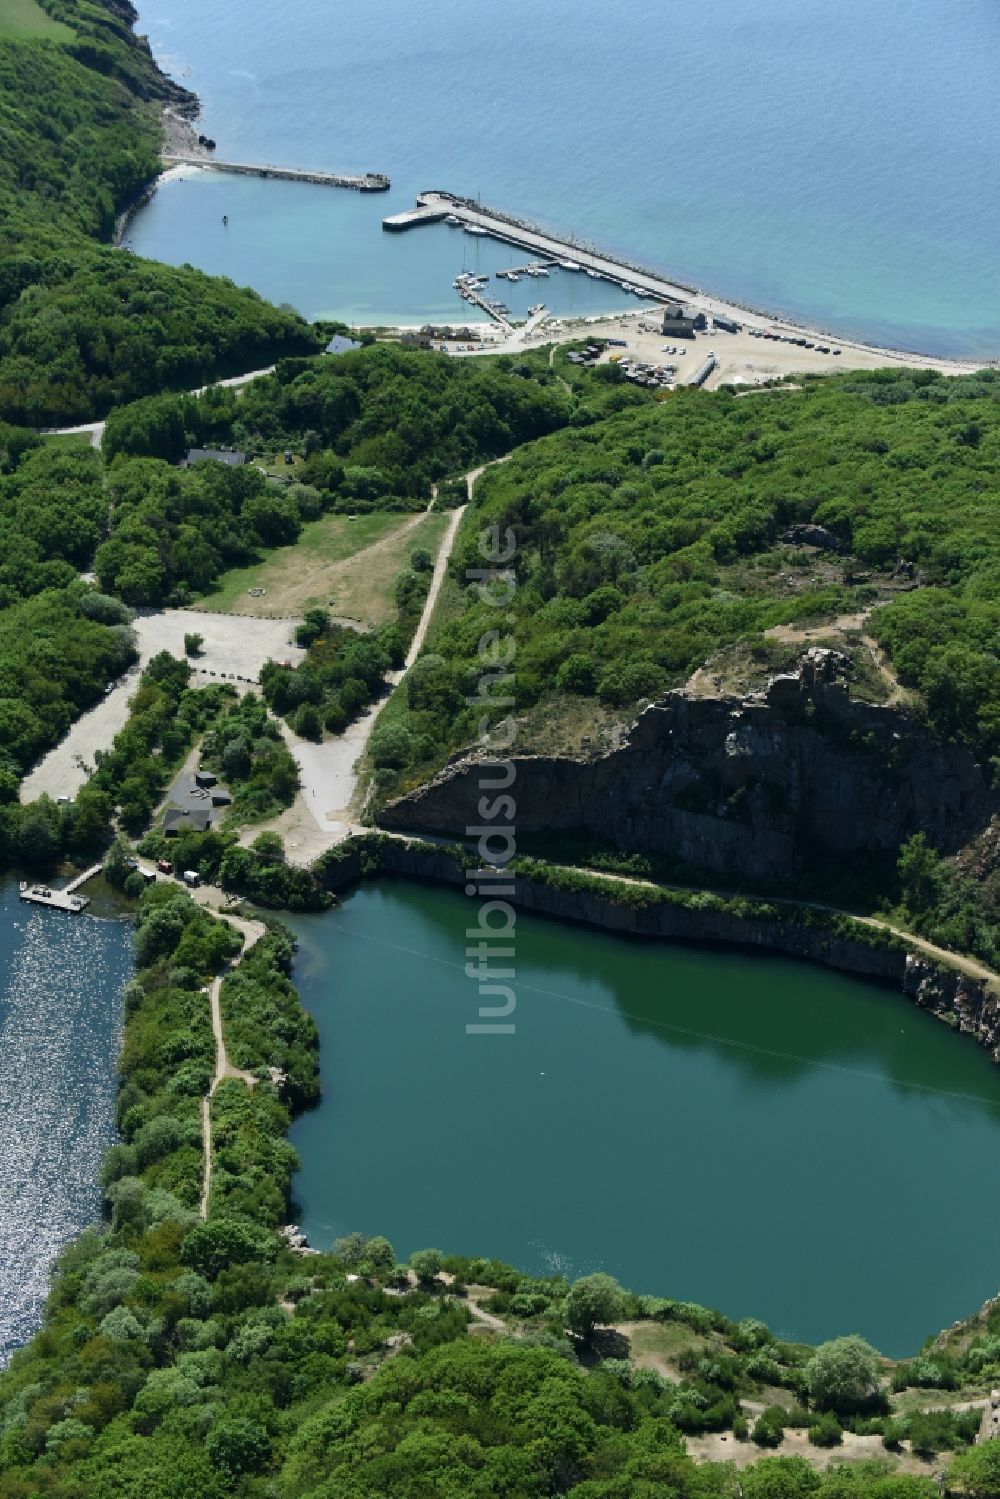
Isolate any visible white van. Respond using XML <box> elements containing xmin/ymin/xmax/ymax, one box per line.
<box><xmin>182</xmin><ymin>870</ymin><xmax>201</xmax><ymax>888</ymax></box>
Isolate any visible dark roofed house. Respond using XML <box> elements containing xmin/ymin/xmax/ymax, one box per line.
<box><xmin>163</xmin><ymin>807</ymin><xmax>212</xmax><ymax>837</ymax></box>
<box><xmin>194</xmin><ymin>770</ymin><xmax>217</xmax><ymax>789</ymax></box>
<box><xmin>210</xmin><ymin>788</ymin><xmax>232</xmax><ymax>807</ymax></box>
<box><xmin>325</xmin><ymin>334</ymin><xmax>363</xmax><ymax>356</ymax></box>
<box><xmin>183</xmin><ymin>448</ymin><xmax>247</xmax><ymax>468</ymax></box>
<box><xmin>661</xmin><ymin>305</ymin><xmax>707</xmax><ymax>338</ymax></box>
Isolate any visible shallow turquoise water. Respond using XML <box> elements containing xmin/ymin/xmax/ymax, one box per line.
<box><xmin>0</xmin><ymin>886</ymin><xmax>132</xmax><ymax>1364</ymax></box>
<box><xmin>289</xmin><ymin>882</ymin><xmax>1000</xmax><ymax>1356</ymax></box>
<box><xmin>130</xmin><ymin>0</ymin><xmax>1000</xmax><ymax>355</ymax></box>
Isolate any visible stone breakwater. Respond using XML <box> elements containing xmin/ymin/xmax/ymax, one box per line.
<box><xmin>378</xmin><ymin>651</ymin><xmax>995</xmax><ymax>883</ymax></box>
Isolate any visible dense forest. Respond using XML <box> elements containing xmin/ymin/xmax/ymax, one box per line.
<box><xmin>103</xmin><ymin>342</ymin><xmax>579</xmax><ymax>500</ymax></box>
<box><xmin>0</xmin><ymin>0</ymin><xmax>319</xmax><ymax>425</ymax></box>
<box><xmin>377</xmin><ymin>367</ymin><xmax>1000</xmax><ymax>785</ymax></box>
<box><xmin>2</xmin><ymin>890</ymin><xmax>998</xmax><ymax>1499</ymax></box>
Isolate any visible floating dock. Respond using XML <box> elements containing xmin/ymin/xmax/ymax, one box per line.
<box><xmin>18</xmin><ymin>862</ymin><xmax>101</xmax><ymax>913</ymax></box>
<box><xmin>19</xmin><ymin>882</ymin><xmax>90</xmax><ymax>913</ymax></box>
<box><xmin>383</xmin><ymin>191</ymin><xmax>700</xmax><ymax>305</ymax></box>
<box><xmin>163</xmin><ymin>155</ymin><xmax>390</xmax><ymax>192</ymax></box>
<box><xmin>496</xmin><ymin>260</ymin><xmax>558</xmax><ymax>279</ymax></box>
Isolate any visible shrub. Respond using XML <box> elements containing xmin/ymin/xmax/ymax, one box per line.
<box><xmin>752</xmin><ymin>1410</ymin><xmax>786</xmax><ymax>1447</ymax></box>
<box><xmin>808</xmin><ymin>1412</ymin><xmax>843</xmax><ymax>1446</ymax></box>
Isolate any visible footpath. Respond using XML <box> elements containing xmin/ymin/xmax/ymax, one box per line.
<box><xmin>195</xmin><ymin>897</ymin><xmax>266</xmax><ymax>1219</ymax></box>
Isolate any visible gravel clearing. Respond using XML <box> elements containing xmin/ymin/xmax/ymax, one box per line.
<box><xmin>20</xmin><ymin>610</ymin><xmax>303</xmax><ymax>804</ymax></box>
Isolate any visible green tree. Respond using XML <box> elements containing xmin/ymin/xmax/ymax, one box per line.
<box><xmin>205</xmin><ymin>1417</ymin><xmax>271</xmax><ymax>1477</ymax></box>
<box><xmin>897</xmin><ymin>833</ymin><xmax>943</xmax><ymax>911</ymax></box>
<box><xmin>362</xmin><ymin>1236</ymin><xmax>396</xmax><ymax>1276</ymax></box>
<box><xmin>410</xmin><ymin>1247</ymin><xmax>445</xmax><ymax>1283</ymax></box>
<box><xmin>564</xmin><ymin>1273</ymin><xmax>625</xmax><ymax>1337</ymax></box>
<box><xmin>805</xmin><ymin>1335</ymin><xmax>883</xmax><ymax>1414</ymax></box>
<box><xmin>370</xmin><ymin>722</ymin><xmax>413</xmax><ymax>770</ymax></box>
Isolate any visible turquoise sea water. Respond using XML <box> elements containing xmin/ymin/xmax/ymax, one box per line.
<box><xmin>289</xmin><ymin>884</ymin><xmax>1000</xmax><ymax>1355</ymax></box>
<box><xmin>0</xmin><ymin>886</ymin><xmax>132</xmax><ymax>1365</ymax></box>
<box><xmin>129</xmin><ymin>0</ymin><xmax>1000</xmax><ymax>355</ymax></box>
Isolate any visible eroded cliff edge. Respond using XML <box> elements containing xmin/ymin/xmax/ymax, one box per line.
<box><xmin>378</xmin><ymin>650</ymin><xmax>994</xmax><ymax>883</ymax></box>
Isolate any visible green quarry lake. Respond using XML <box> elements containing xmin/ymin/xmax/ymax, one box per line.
<box><xmin>289</xmin><ymin>881</ymin><xmax>1000</xmax><ymax>1356</ymax></box>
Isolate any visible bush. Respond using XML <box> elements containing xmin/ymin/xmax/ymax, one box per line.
<box><xmin>808</xmin><ymin>1412</ymin><xmax>843</xmax><ymax>1446</ymax></box>
<box><xmin>752</xmin><ymin>1409</ymin><xmax>786</xmax><ymax>1448</ymax></box>
<box><xmin>291</xmin><ymin>701</ymin><xmax>322</xmax><ymax>740</ymax></box>
<box><xmin>183</xmin><ymin>632</ymin><xmax>204</xmax><ymax>657</ymax></box>
<box><xmin>369</xmin><ymin>723</ymin><xmax>413</xmax><ymax>770</ymax></box>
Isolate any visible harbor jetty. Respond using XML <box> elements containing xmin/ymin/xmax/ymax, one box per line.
<box><xmin>163</xmin><ymin>155</ymin><xmax>390</xmax><ymax>192</ymax></box>
<box><xmin>383</xmin><ymin>190</ymin><xmax>694</xmax><ymax>302</ymax></box>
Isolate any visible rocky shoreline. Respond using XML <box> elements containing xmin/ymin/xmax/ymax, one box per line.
<box><xmin>316</xmin><ymin>835</ymin><xmax>995</xmax><ymax>1049</ymax></box>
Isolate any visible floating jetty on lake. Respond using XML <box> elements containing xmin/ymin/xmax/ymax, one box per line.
<box><xmin>383</xmin><ymin>190</ymin><xmax>697</xmax><ymax>303</ymax></box>
<box><xmin>19</xmin><ymin>884</ymin><xmax>90</xmax><ymax>913</ymax></box>
<box><xmin>163</xmin><ymin>155</ymin><xmax>390</xmax><ymax>192</ymax></box>
<box><xmin>18</xmin><ymin>863</ymin><xmax>101</xmax><ymax>913</ymax></box>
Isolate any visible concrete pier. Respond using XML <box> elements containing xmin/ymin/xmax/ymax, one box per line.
<box><xmin>382</xmin><ymin>205</ymin><xmax>448</xmax><ymax>230</ymax></box>
<box><xmin>163</xmin><ymin>155</ymin><xmax>390</xmax><ymax>192</ymax></box>
<box><xmin>383</xmin><ymin>191</ymin><xmax>690</xmax><ymax>302</ymax></box>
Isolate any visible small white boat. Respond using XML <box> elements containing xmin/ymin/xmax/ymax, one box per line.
<box><xmin>560</xmin><ymin>259</ymin><xmax>581</xmax><ymax>271</ymax></box>
<box><xmin>533</xmin><ymin>266</ymin><xmax>550</xmax><ymax>277</ymax></box>
<box><xmin>464</xmin><ymin>224</ymin><xmax>488</xmax><ymax>236</ymax></box>
<box><xmin>445</xmin><ymin>214</ymin><xmax>461</xmax><ymax>226</ymax></box>
<box><xmin>586</xmin><ymin>269</ymin><xmax>601</xmax><ymax>279</ymax></box>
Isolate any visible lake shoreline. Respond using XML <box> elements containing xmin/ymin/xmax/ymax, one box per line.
<box><xmin>315</xmin><ymin>834</ymin><xmax>998</xmax><ymax>1061</ymax></box>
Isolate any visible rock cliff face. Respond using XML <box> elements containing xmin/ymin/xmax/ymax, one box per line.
<box><xmin>903</xmin><ymin>958</ymin><xmax>999</xmax><ymax>1059</ymax></box>
<box><xmin>379</xmin><ymin>651</ymin><xmax>994</xmax><ymax>881</ymax></box>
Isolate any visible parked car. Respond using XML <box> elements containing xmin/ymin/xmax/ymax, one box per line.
<box><xmin>182</xmin><ymin>870</ymin><xmax>201</xmax><ymax>888</ymax></box>
<box><xmin>156</xmin><ymin>859</ymin><xmax>173</xmax><ymax>874</ymax></box>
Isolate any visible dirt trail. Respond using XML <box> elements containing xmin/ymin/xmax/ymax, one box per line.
<box><xmin>251</xmin><ymin>454</ymin><xmax>512</xmax><ymax>860</ymax></box>
<box><xmin>198</xmin><ymin>903</ymin><xmax>266</xmax><ymax>1219</ymax></box>
<box><xmin>563</xmin><ymin>863</ymin><xmax>1000</xmax><ymax>990</ymax></box>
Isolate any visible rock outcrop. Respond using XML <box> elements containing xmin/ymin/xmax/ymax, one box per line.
<box><xmin>379</xmin><ymin>650</ymin><xmax>994</xmax><ymax>882</ymax></box>
<box><xmin>903</xmin><ymin>957</ymin><xmax>1000</xmax><ymax>1060</ymax></box>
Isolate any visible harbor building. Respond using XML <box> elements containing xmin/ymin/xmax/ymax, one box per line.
<box><xmin>661</xmin><ymin>304</ymin><xmax>707</xmax><ymax>338</ymax></box>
